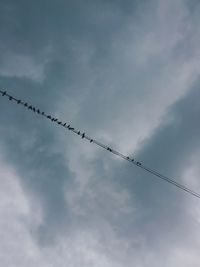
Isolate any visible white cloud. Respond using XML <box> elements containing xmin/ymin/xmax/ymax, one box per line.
<box><xmin>0</xmin><ymin>159</ymin><xmax>44</xmax><ymax>266</ymax></box>
<box><xmin>0</xmin><ymin>53</ymin><xmax>45</xmax><ymax>82</ymax></box>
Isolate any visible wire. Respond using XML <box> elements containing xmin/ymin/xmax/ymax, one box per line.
<box><xmin>1</xmin><ymin>89</ymin><xmax>200</xmax><ymax>199</ymax></box>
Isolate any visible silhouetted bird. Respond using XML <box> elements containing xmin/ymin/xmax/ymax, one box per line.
<box><xmin>37</xmin><ymin>109</ymin><xmax>41</xmax><ymax>114</ymax></box>
<box><xmin>63</xmin><ymin>123</ymin><xmax>66</xmax><ymax>126</ymax></box>
<box><xmin>9</xmin><ymin>96</ymin><xmax>12</xmax><ymax>100</ymax></box>
<box><xmin>131</xmin><ymin>159</ymin><xmax>134</xmax><ymax>162</ymax></box>
<box><xmin>136</xmin><ymin>162</ymin><xmax>141</xmax><ymax>166</ymax></box>
<box><xmin>82</xmin><ymin>133</ymin><xmax>85</xmax><ymax>139</ymax></box>
<box><xmin>90</xmin><ymin>139</ymin><xmax>93</xmax><ymax>143</ymax></box>
<box><xmin>32</xmin><ymin>107</ymin><xmax>36</xmax><ymax>112</ymax></box>
<box><xmin>58</xmin><ymin>121</ymin><xmax>62</xmax><ymax>124</ymax></box>
<box><xmin>17</xmin><ymin>100</ymin><xmax>21</xmax><ymax>104</ymax></box>
<box><xmin>77</xmin><ymin>131</ymin><xmax>80</xmax><ymax>135</ymax></box>
<box><xmin>107</xmin><ymin>147</ymin><xmax>112</xmax><ymax>152</ymax></box>
<box><xmin>68</xmin><ymin>127</ymin><xmax>74</xmax><ymax>130</ymax></box>
<box><xmin>28</xmin><ymin>105</ymin><xmax>33</xmax><ymax>110</ymax></box>
<box><xmin>2</xmin><ymin>91</ymin><xmax>6</xmax><ymax>96</ymax></box>
<box><xmin>47</xmin><ymin>115</ymin><xmax>51</xmax><ymax>119</ymax></box>
<box><xmin>41</xmin><ymin>112</ymin><xmax>45</xmax><ymax>115</ymax></box>
<box><xmin>24</xmin><ymin>103</ymin><xmax>28</xmax><ymax>107</ymax></box>
<box><xmin>126</xmin><ymin>157</ymin><xmax>130</xmax><ymax>160</ymax></box>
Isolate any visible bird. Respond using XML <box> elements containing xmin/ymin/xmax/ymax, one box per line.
<box><xmin>82</xmin><ymin>133</ymin><xmax>85</xmax><ymax>139</ymax></box>
<box><xmin>2</xmin><ymin>91</ymin><xmax>6</xmax><ymax>96</ymax></box>
<box><xmin>57</xmin><ymin>121</ymin><xmax>62</xmax><ymax>124</ymax></box>
<box><xmin>9</xmin><ymin>96</ymin><xmax>13</xmax><ymax>100</ymax></box>
<box><xmin>126</xmin><ymin>156</ymin><xmax>130</xmax><ymax>160</ymax></box>
<box><xmin>131</xmin><ymin>159</ymin><xmax>134</xmax><ymax>162</ymax></box>
<box><xmin>136</xmin><ymin>162</ymin><xmax>141</xmax><ymax>166</ymax></box>
<box><xmin>24</xmin><ymin>103</ymin><xmax>28</xmax><ymax>107</ymax></box>
<box><xmin>32</xmin><ymin>107</ymin><xmax>36</xmax><ymax>112</ymax></box>
<box><xmin>17</xmin><ymin>100</ymin><xmax>21</xmax><ymax>104</ymax></box>
<box><xmin>28</xmin><ymin>105</ymin><xmax>33</xmax><ymax>110</ymax></box>
<box><xmin>47</xmin><ymin>115</ymin><xmax>51</xmax><ymax>119</ymax></box>
<box><xmin>63</xmin><ymin>123</ymin><xmax>66</xmax><ymax>126</ymax></box>
<box><xmin>107</xmin><ymin>147</ymin><xmax>112</xmax><ymax>152</ymax></box>
<box><xmin>77</xmin><ymin>131</ymin><xmax>80</xmax><ymax>135</ymax></box>
<box><xmin>37</xmin><ymin>109</ymin><xmax>41</xmax><ymax>114</ymax></box>
<box><xmin>90</xmin><ymin>139</ymin><xmax>93</xmax><ymax>143</ymax></box>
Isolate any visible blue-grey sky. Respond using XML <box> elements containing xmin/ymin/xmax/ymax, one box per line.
<box><xmin>1</xmin><ymin>0</ymin><xmax>200</xmax><ymax>266</ymax></box>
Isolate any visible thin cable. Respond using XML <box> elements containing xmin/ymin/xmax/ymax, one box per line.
<box><xmin>1</xmin><ymin>89</ymin><xmax>200</xmax><ymax>199</ymax></box>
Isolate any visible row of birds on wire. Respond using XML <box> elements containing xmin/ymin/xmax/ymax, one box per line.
<box><xmin>0</xmin><ymin>89</ymin><xmax>200</xmax><ymax>199</ymax></box>
<box><xmin>0</xmin><ymin>90</ymin><xmax>141</xmax><ymax>164</ymax></box>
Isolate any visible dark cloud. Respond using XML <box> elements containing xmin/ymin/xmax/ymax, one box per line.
<box><xmin>1</xmin><ymin>0</ymin><xmax>200</xmax><ymax>265</ymax></box>
<box><xmin>108</xmin><ymin>82</ymin><xmax>200</xmax><ymax>249</ymax></box>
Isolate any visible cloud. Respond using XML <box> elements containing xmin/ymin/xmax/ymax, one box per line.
<box><xmin>0</xmin><ymin>52</ymin><xmax>46</xmax><ymax>82</ymax></box>
<box><xmin>1</xmin><ymin>0</ymin><xmax>200</xmax><ymax>266</ymax></box>
<box><xmin>0</xmin><ymin>158</ymin><xmax>44</xmax><ymax>267</ymax></box>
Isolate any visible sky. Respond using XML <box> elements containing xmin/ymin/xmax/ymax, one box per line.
<box><xmin>0</xmin><ymin>0</ymin><xmax>200</xmax><ymax>266</ymax></box>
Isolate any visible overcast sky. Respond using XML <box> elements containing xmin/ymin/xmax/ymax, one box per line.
<box><xmin>1</xmin><ymin>0</ymin><xmax>200</xmax><ymax>266</ymax></box>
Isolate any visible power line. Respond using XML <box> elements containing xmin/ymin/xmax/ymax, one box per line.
<box><xmin>0</xmin><ymin>89</ymin><xmax>200</xmax><ymax>199</ymax></box>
